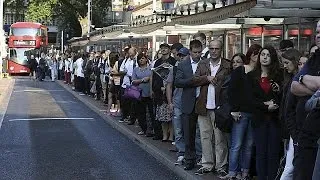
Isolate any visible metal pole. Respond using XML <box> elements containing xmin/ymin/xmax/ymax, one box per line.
<box><xmin>88</xmin><ymin>0</ymin><xmax>92</xmax><ymax>34</ymax></box>
<box><xmin>261</xmin><ymin>25</ymin><xmax>265</xmax><ymax>47</ymax></box>
<box><xmin>298</xmin><ymin>17</ymin><xmax>301</xmax><ymax>51</ymax></box>
<box><xmin>0</xmin><ymin>0</ymin><xmax>4</xmax><ymax>79</ymax></box>
<box><xmin>61</xmin><ymin>30</ymin><xmax>64</xmax><ymax>53</ymax></box>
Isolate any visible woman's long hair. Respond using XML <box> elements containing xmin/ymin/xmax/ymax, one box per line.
<box><xmin>253</xmin><ymin>45</ymin><xmax>282</xmax><ymax>82</ymax></box>
<box><xmin>281</xmin><ymin>48</ymin><xmax>302</xmax><ymax>88</ymax></box>
<box><xmin>231</xmin><ymin>53</ymin><xmax>246</xmax><ymax>70</ymax></box>
<box><xmin>245</xmin><ymin>44</ymin><xmax>262</xmax><ymax>65</ymax></box>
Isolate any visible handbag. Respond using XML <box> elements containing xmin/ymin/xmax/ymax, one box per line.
<box><xmin>214</xmin><ymin>103</ymin><xmax>233</xmax><ymax>133</ymax></box>
<box><xmin>89</xmin><ymin>72</ymin><xmax>95</xmax><ymax>81</ymax></box>
<box><xmin>90</xmin><ymin>81</ymin><xmax>97</xmax><ymax>94</ymax></box>
<box><xmin>123</xmin><ymin>85</ymin><xmax>142</xmax><ymax>100</ymax></box>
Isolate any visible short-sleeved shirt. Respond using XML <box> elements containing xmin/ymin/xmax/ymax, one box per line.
<box><xmin>120</xmin><ymin>57</ymin><xmax>138</xmax><ymax>88</ymax></box>
<box><xmin>132</xmin><ymin>66</ymin><xmax>152</xmax><ymax>97</ymax></box>
<box><xmin>167</xmin><ymin>66</ymin><xmax>182</xmax><ymax>108</ymax></box>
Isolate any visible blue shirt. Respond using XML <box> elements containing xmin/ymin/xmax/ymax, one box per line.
<box><xmin>305</xmin><ymin>89</ymin><xmax>320</xmax><ymax>112</ymax></box>
<box><xmin>293</xmin><ymin>63</ymin><xmax>309</xmax><ymax>82</ymax></box>
<box><xmin>132</xmin><ymin>66</ymin><xmax>152</xmax><ymax>97</ymax></box>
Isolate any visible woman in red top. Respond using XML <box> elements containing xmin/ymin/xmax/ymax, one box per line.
<box><xmin>247</xmin><ymin>45</ymin><xmax>283</xmax><ymax>180</ymax></box>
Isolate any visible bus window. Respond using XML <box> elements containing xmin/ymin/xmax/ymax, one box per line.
<box><xmin>9</xmin><ymin>48</ymin><xmax>31</xmax><ymax>65</ymax></box>
<box><xmin>10</xmin><ymin>28</ymin><xmax>38</xmax><ymax>36</ymax></box>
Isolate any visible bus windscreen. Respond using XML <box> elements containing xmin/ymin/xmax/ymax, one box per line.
<box><xmin>9</xmin><ymin>48</ymin><xmax>34</xmax><ymax>65</ymax></box>
<box><xmin>10</xmin><ymin>28</ymin><xmax>39</xmax><ymax>36</ymax></box>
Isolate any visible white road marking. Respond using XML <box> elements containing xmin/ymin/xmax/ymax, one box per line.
<box><xmin>99</xmin><ymin>110</ymin><xmax>107</xmax><ymax>112</ymax></box>
<box><xmin>13</xmin><ymin>90</ymin><xmax>64</xmax><ymax>93</ymax></box>
<box><xmin>9</xmin><ymin>117</ymin><xmax>95</xmax><ymax>122</ymax></box>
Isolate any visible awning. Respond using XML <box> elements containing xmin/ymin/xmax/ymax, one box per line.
<box><xmin>171</xmin><ymin>0</ymin><xmax>256</xmax><ymax>25</ymax></box>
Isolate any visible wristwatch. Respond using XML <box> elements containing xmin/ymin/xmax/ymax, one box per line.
<box><xmin>298</xmin><ymin>75</ymin><xmax>304</xmax><ymax>84</ymax></box>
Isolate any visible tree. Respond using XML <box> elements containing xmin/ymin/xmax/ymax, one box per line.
<box><xmin>25</xmin><ymin>0</ymin><xmax>58</xmax><ymax>23</ymax></box>
<box><xmin>25</xmin><ymin>0</ymin><xmax>112</xmax><ymax>37</ymax></box>
<box><xmin>4</xmin><ymin>0</ymin><xmax>26</xmax><ymax>22</ymax></box>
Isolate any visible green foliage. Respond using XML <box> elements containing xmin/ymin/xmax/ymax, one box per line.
<box><xmin>24</xmin><ymin>0</ymin><xmax>111</xmax><ymax>37</ymax></box>
<box><xmin>25</xmin><ymin>0</ymin><xmax>58</xmax><ymax>23</ymax></box>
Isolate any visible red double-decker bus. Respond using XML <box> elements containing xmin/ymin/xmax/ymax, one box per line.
<box><xmin>7</xmin><ymin>22</ymin><xmax>48</xmax><ymax>74</ymax></box>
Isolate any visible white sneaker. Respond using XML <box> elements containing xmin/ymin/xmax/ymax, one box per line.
<box><xmin>174</xmin><ymin>156</ymin><xmax>184</xmax><ymax>165</ymax></box>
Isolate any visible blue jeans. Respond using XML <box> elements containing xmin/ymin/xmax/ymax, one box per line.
<box><xmin>173</xmin><ymin>107</ymin><xmax>185</xmax><ymax>156</ymax></box>
<box><xmin>313</xmin><ymin>143</ymin><xmax>320</xmax><ymax>180</ymax></box>
<box><xmin>173</xmin><ymin>107</ymin><xmax>202</xmax><ymax>158</ymax></box>
<box><xmin>228</xmin><ymin>112</ymin><xmax>253</xmax><ymax>176</ymax></box>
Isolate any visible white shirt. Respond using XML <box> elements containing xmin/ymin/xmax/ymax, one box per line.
<box><xmin>120</xmin><ymin>57</ymin><xmax>137</xmax><ymax>88</ymax></box>
<box><xmin>76</xmin><ymin>58</ymin><xmax>84</xmax><ymax>77</ymax></box>
<box><xmin>206</xmin><ymin>59</ymin><xmax>221</xmax><ymax>109</ymax></box>
<box><xmin>190</xmin><ymin>57</ymin><xmax>200</xmax><ymax>98</ymax></box>
<box><xmin>59</xmin><ymin>60</ymin><xmax>64</xmax><ymax>70</ymax></box>
<box><xmin>69</xmin><ymin>59</ymin><xmax>74</xmax><ymax>73</ymax></box>
<box><xmin>64</xmin><ymin>58</ymin><xmax>71</xmax><ymax>72</ymax></box>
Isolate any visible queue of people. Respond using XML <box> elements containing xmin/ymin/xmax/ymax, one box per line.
<box><xmin>34</xmin><ymin>23</ymin><xmax>320</xmax><ymax>180</ymax></box>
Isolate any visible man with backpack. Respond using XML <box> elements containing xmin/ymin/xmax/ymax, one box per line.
<box><xmin>119</xmin><ymin>47</ymin><xmax>138</xmax><ymax>124</ymax></box>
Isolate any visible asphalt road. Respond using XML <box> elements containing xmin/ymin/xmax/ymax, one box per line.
<box><xmin>0</xmin><ymin>77</ymin><xmax>181</xmax><ymax>180</ymax></box>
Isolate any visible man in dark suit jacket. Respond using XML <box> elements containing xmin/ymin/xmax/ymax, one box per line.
<box><xmin>175</xmin><ymin>40</ymin><xmax>203</xmax><ymax>170</ymax></box>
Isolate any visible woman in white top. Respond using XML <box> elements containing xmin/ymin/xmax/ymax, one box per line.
<box><xmin>64</xmin><ymin>56</ymin><xmax>71</xmax><ymax>84</ymax></box>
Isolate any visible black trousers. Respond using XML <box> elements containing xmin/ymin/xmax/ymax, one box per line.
<box><xmin>135</xmin><ymin>97</ymin><xmax>154</xmax><ymax>133</ymax></box>
<box><xmin>84</xmin><ymin>77</ymin><xmax>91</xmax><ymax>94</ymax></box>
<box><xmin>120</xmin><ymin>88</ymin><xmax>136</xmax><ymax>122</ymax></box>
<box><xmin>74</xmin><ymin>75</ymin><xmax>79</xmax><ymax>91</ymax></box>
<box><xmin>95</xmin><ymin>77</ymin><xmax>102</xmax><ymax>99</ymax></box>
<box><xmin>181</xmin><ymin>110</ymin><xmax>198</xmax><ymax>165</ymax></box>
<box><xmin>78</xmin><ymin>76</ymin><xmax>85</xmax><ymax>93</ymax></box>
<box><xmin>293</xmin><ymin>111</ymin><xmax>320</xmax><ymax>180</ymax></box>
<box><xmin>293</xmin><ymin>145</ymin><xmax>318</xmax><ymax>180</ymax></box>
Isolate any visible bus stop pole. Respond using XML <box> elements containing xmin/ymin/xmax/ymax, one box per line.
<box><xmin>0</xmin><ymin>0</ymin><xmax>4</xmax><ymax>79</ymax></box>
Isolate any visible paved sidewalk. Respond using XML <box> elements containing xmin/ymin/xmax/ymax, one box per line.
<box><xmin>57</xmin><ymin>80</ymin><xmax>220</xmax><ymax>180</ymax></box>
<box><xmin>0</xmin><ymin>79</ymin><xmax>15</xmax><ymax>127</ymax></box>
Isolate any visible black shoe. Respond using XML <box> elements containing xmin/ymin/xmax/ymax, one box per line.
<box><xmin>195</xmin><ymin>167</ymin><xmax>212</xmax><ymax>175</ymax></box>
<box><xmin>152</xmin><ymin>136</ymin><xmax>162</xmax><ymax>140</ymax></box>
<box><xmin>184</xmin><ymin>163</ymin><xmax>195</xmax><ymax>170</ymax></box>
<box><xmin>145</xmin><ymin>133</ymin><xmax>154</xmax><ymax>137</ymax></box>
<box><xmin>217</xmin><ymin>170</ymin><xmax>228</xmax><ymax>178</ymax></box>
<box><xmin>127</xmin><ymin>121</ymin><xmax>135</xmax><ymax>125</ymax></box>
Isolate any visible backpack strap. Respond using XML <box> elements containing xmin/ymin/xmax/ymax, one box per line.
<box><xmin>204</xmin><ymin>51</ymin><xmax>210</xmax><ymax>58</ymax></box>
